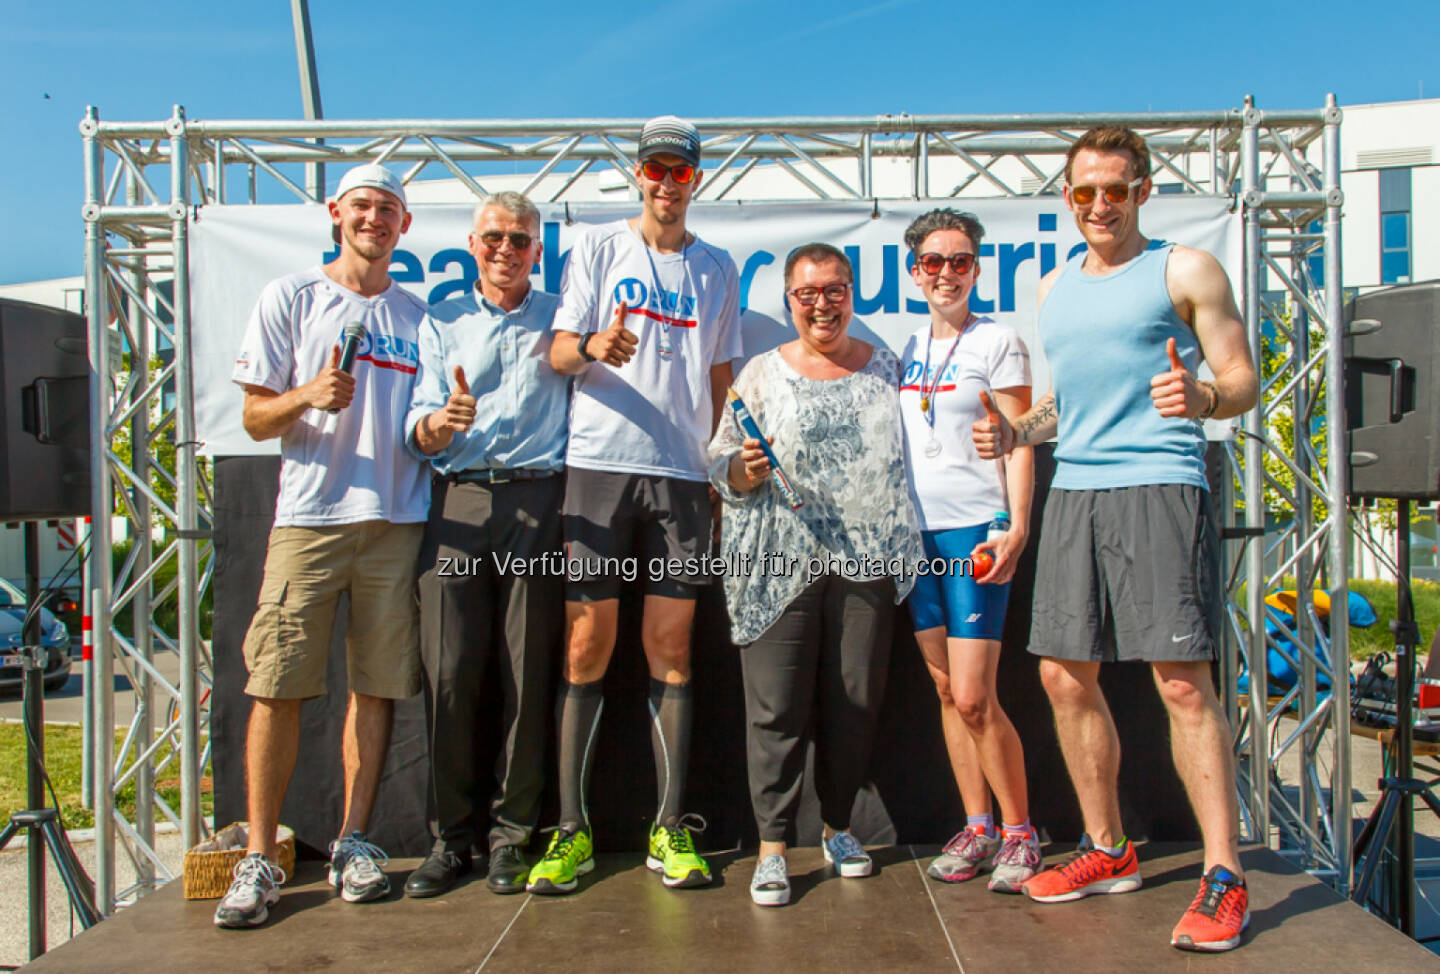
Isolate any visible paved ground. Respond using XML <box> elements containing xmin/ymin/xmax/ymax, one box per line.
<box><xmin>0</xmin><ymin>648</ymin><xmax>182</xmax><ymax>728</ymax></box>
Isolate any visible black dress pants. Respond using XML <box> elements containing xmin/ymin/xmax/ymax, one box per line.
<box><xmin>416</xmin><ymin>474</ymin><xmax>563</xmax><ymax>854</ymax></box>
<box><xmin>739</xmin><ymin>574</ymin><xmax>894</xmax><ymax>844</ymax></box>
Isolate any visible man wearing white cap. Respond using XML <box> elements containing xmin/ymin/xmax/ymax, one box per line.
<box><xmin>527</xmin><ymin>115</ymin><xmax>742</xmax><ymax>894</ymax></box>
<box><xmin>215</xmin><ymin>163</ymin><xmax>430</xmax><ymax>928</ymax></box>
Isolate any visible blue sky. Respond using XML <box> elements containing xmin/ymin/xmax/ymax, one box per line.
<box><xmin>2</xmin><ymin>0</ymin><xmax>1437</xmax><ymax>285</ymax></box>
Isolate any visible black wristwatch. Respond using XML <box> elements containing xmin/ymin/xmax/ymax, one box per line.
<box><xmin>578</xmin><ymin>332</ymin><xmax>597</xmax><ymax>363</ymax></box>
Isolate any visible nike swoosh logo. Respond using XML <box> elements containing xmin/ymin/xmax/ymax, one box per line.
<box><xmin>1172</xmin><ymin>634</ymin><xmax>1194</xmax><ymax>643</ymax></box>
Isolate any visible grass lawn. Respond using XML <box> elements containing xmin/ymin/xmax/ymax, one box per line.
<box><xmin>1347</xmin><ymin>577</ymin><xmax>1440</xmax><ymax>660</ymax></box>
<box><xmin>0</xmin><ymin>722</ymin><xmax>213</xmax><ymax>830</ymax></box>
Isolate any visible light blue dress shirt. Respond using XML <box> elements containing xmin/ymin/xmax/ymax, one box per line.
<box><xmin>406</xmin><ymin>286</ymin><xmax>569</xmax><ymax>475</ymax></box>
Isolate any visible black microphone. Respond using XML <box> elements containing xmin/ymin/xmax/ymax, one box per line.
<box><xmin>327</xmin><ymin>322</ymin><xmax>367</xmax><ymax>414</ymax></box>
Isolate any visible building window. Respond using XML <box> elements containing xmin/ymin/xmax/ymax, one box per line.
<box><xmin>1379</xmin><ymin>167</ymin><xmax>1412</xmax><ymax>285</ymax></box>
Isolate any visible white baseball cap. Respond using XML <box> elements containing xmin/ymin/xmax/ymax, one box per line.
<box><xmin>333</xmin><ymin>163</ymin><xmax>407</xmax><ymax>209</ymax></box>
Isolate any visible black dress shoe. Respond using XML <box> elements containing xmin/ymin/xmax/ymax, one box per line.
<box><xmin>404</xmin><ymin>849</ymin><xmax>471</xmax><ymax>898</ymax></box>
<box><xmin>487</xmin><ymin>845</ymin><xmax>529</xmax><ymax>894</ymax></box>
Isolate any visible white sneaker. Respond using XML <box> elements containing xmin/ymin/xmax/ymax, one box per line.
<box><xmin>928</xmin><ymin>828</ymin><xmax>1001</xmax><ymax>883</ymax></box>
<box><xmin>822</xmin><ymin>831</ymin><xmax>872</xmax><ymax>878</ymax></box>
<box><xmin>328</xmin><ymin>831</ymin><xmax>391</xmax><ymax>903</ymax></box>
<box><xmin>988</xmin><ymin>830</ymin><xmax>1041</xmax><ymax>893</ymax></box>
<box><xmin>213</xmin><ymin>852</ymin><xmax>286</xmax><ymax>928</ymax></box>
<box><xmin>750</xmin><ymin>853</ymin><xmax>790</xmax><ymax>906</ymax></box>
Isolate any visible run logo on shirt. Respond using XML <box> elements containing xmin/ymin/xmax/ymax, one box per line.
<box><xmin>350</xmin><ymin>328</ymin><xmax>420</xmax><ymax>375</ymax></box>
<box><xmin>613</xmin><ymin>278</ymin><xmax>698</xmax><ymax>328</ymax></box>
<box><xmin>900</xmin><ymin>360</ymin><xmax>959</xmax><ymax>392</ymax></box>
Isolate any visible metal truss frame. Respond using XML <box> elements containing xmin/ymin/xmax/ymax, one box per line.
<box><xmin>80</xmin><ymin>98</ymin><xmax>1349</xmax><ymax>911</ymax></box>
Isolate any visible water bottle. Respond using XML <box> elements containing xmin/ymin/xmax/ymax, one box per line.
<box><xmin>986</xmin><ymin>511</ymin><xmax>1010</xmax><ymax>545</ymax></box>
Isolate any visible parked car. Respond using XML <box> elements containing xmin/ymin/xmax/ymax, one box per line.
<box><xmin>0</xmin><ymin>577</ymin><xmax>72</xmax><ymax>693</ymax></box>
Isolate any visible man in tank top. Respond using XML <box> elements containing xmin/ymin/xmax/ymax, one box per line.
<box><xmin>972</xmin><ymin>126</ymin><xmax>1259</xmax><ymax>952</ymax></box>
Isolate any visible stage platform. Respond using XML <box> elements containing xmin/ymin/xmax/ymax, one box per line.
<box><xmin>23</xmin><ymin>843</ymin><xmax>1438</xmax><ymax>972</ymax></box>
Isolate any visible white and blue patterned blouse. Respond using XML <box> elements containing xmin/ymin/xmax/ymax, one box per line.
<box><xmin>706</xmin><ymin>344</ymin><xmax>923</xmax><ymax>645</ymax></box>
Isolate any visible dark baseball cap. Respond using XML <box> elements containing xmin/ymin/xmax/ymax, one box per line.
<box><xmin>638</xmin><ymin>115</ymin><xmax>701</xmax><ymax>168</ymax></box>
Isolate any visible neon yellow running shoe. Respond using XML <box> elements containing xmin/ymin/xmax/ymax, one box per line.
<box><xmin>646</xmin><ymin>814</ymin><xmax>712</xmax><ymax>888</ymax></box>
<box><xmin>525</xmin><ymin>825</ymin><xmax>594</xmax><ymax>895</ymax></box>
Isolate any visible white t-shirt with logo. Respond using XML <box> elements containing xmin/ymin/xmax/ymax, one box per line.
<box><xmin>232</xmin><ymin>266</ymin><xmax>430</xmax><ymax>527</ymax></box>
<box><xmin>552</xmin><ymin>220</ymin><xmax>742</xmax><ymax>481</ymax></box>
<box><xmin>899</xmin><ymin>316</ymin><xmax>1031</xmax><ymax>531</ymax></box>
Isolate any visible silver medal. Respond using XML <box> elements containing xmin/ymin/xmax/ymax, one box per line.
<box><xmin>924</xmin><ymin>436</ymin><xmax>942</xmax><ymax>458</ymax></box>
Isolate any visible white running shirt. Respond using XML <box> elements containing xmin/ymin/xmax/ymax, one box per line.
<box><xmin>552</xmin><ymin>220</ymin><xmax>742</xmax><ymax>481</ymax></box>
<box><xmin>232</xmin><ymin>267</ymin><xmax>430</xmax><ymax>527</ymax></box>
<box><xmin>899</xmin><ymin>316</ymin><xmax>1030</xmax><ymax>530</ymax></box>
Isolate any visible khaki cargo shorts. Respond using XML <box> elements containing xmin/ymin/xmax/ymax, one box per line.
<box><xmin>242</xmin><ymin>520</ymin><xmax>423</xmax><ymax>700</ymax></box>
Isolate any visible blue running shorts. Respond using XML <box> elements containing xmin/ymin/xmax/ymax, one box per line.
<box><xmin>908</xmin><ymin>524</ymin><xmax>1011</xmax><ymax>641</ymax></box>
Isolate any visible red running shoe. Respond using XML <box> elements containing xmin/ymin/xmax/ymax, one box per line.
<box><xmin>1171</xmin><ymin>864</ymin><xmax>1250</xmax><ymax>952</ymax></box>
<box><xmin>1022</xmin><ymin>835</ymin><xmax>1141</xmax><ymax>903</ymax></box>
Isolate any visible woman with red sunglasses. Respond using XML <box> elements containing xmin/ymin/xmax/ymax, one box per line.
<box><xmin>897</xmin><ymin>208</ymin><xmax>1039</xmax><ymax>893</ymax></box>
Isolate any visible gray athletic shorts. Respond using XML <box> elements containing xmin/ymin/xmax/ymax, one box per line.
<box><xmin>562</xmin><ymin>467</ymin><xmax>713</xmax><ymax>602</ymax></box>
<box><xmin>1028</xmin><ymin>484</ymin><xmax>1222</xmax><ymax>663</ymax></box>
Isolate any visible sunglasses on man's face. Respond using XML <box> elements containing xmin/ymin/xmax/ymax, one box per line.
<box><xmin>477</xmin><ymin>230</ymin><xmax>534</xmax><ymax>250</ymax></box>
<box><xmin>1067</xmin><ymin>177</ymin><xmax>1145</xmax><ymax>206</ymax></box>
<box><xmin>914</xmin><ymin>252</ymin><xmax>977</xmax><ymax>276</ymax></box>
<box><xmin>640</xmin><ymin>160</ymin><xmax>697</xmax><ymax>185</ymax></box>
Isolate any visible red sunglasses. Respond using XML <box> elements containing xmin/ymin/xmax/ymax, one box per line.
<box><xmin>915</xmin><ymin>252</ymin><xmax>977</xmax><ymax>275</ymax></box>
<box><xmin>640</xmin><ymin>160</ymin><xmax>697</xmax><ymax>184</ymax></box>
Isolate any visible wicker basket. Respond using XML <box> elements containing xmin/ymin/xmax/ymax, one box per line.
<box><xmin>183</xmin><ymin>822</ymin><xmax>296</xmax><ymax>900</ymax></box>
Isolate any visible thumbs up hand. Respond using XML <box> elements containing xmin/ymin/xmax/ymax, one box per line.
<box><xmin>971</xmin><ymin>389</ymin><xmax>1015</xmax><ymax>459</ymax></box>
<box><xmin>1150</xmin><ymin>336</ymin><xmax>1209</xmax><ymax>419</ymax></box>
<box><xmin>305</xmin><ymin>343</ymin><xmax>356</xmax><ymax>411</ymax></box>
<box><xmin>438</xmin><ymin>365</ymin><xmax>477</xmax><ymax>433</ymax></box>
<box><xmin>587</xmin><ymin>302</ymin><xmax>639</xmax><ymax>367</ymax></box>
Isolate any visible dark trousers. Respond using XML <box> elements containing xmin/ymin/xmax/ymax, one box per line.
<box><xmin>417</xmin><ymin>474</ymin><xmax>563</xmax><ymax>854</ymax></box>
<box><xmin>739</xmin><ymin>575</ymin><xmax>894</xmax><ymax>844</ymax></box>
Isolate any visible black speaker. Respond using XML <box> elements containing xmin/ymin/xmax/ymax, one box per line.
<box><xmin>1345</xmin><ymin>282</ymin><xmax>1440</xmax><ymax>501</ymax></box>
<box><xmin>0</xmin><ymin>299</ymin><xmax>91</xmax><ymax>519</ymax></box>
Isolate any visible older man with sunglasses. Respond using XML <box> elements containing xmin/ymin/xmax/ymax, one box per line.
<box><xmin>404</xmin><ymin>191</ymin><xmax>568</xmax><ymax>898</ymax></box>
<box><xmin>531</xmin><ymin>115</ymin><xmax>742</xmax><ymax>895</ymax></box>
<box><xmin>973</xmin><ymin>126</ymin><xmax>1258</xmax><ymax>952</ymax></box>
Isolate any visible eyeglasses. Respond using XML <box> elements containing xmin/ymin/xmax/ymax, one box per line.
<box><xmin>640</xmin><ymin>160</ymin><xmax>697</xmax><ymax>184</ymax></box>
<box><xmin>787</xmin><ymin>283</ymin><xmax>851</xmax><ymax>306</ymax></box>
<box><xmin>914</xmin><ymin>252</ymin><xmax>977</xmax><ymax>276</ymax></box>
<box><xmin>476</xmin><ymin>230</ymin><xmax>534</xmax><ymax>250</ymax></box>
<box><xmin>1067</xmin><ymin>177</ymin><xmax>1145</xmax><ymax>206</ymax></box>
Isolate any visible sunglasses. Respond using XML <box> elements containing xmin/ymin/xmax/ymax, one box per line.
<box><xmin>787</xmin><ymin>283</ymin><xmax>851</xmax><ymax>307</ymax></box>
<box><xmin>915</xmin><ymin>252</ymin><xmax>977</xmax><ymax>276</ymax></box>
<box><xmin>477</xmin><ymin>230</ymin><xmax>534</xmax><ymax>250</ymax></box>
<box><xmin>1067</xmin><ymin>177</ymin><xmax>1145</xmax><ymax>206</ymax></box>
<box><xmin>640</xmin><ymin>160</ymin><xmax>697</xmax><ymax>184</ymax></box>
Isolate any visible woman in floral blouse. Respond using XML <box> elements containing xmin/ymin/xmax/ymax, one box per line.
<box><xmin>708</xmin><ymin>242</ymin><xmax>922</xmax><ymax>907</ymax></box>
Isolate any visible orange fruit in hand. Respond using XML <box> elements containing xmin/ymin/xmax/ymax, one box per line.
<box><xmin>971</xmin><ymin>550</ymin><xmax>994</xmax><ymax>577</ymax></box>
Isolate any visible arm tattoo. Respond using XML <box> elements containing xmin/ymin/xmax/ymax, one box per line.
<box><xmin>1016</xmin><ymin>397</ymin><xmax>1057</xmax><ymax>446</ymax></box>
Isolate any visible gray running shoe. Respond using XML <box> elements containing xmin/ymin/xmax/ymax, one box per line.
<box><xmin>928</xmin><ymin>829</ymin><xmax>1001</xmax><ymax>883</ymax></box>
<box><xmin>213</xmin><ymin>852</ymin><xmax>286</xmax><ymax>928</ymax></box>
<box><xmin>328</xmin><ymin>831</ymin><xmax>391</xmax><ymax>903</ymax></box>
<box><xmin>822</xmin><ymin>830</ymin><xmax>872</xmax><ymax>878</ymax></box>
<box><xmin>750</xmin><ymin>853</ymin><xmax>790</xmax><ymax>906</ymax></box>
<box><xmin>988</xmin><ymin>831</ymin><xmax>1041</xmax><ymax>893</ymax></box>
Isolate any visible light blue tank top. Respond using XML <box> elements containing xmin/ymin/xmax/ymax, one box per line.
<box><xmin>1039</xmin><ymin>241</ymin><xmax>1207</xmax><ymax>491</ymax></box>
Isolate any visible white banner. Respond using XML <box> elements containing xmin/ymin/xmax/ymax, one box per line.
<box><xmin>191</xmin><ymin>198</ymin><xmax>1240</xmax><ymax>456</ymax></box>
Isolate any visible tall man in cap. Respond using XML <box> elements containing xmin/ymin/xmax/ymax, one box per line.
<box><xmin>215</xmin><ymin>163</ymin><xmax>429</xmax><ymax>928</ymax></box>
<box><xmin>526</xmin><ymin>115</ymin><xmax>742</xmax><ymax>894</ymax></box>
<box><xmin>402</xmin><ymin>191</ymin><xmax>567</xmax><ymax>898</ymax></box>
<box><xmin>973</xmin><ymin>126</ymin><xmax>1258</xmax><ymax>952</ymax></box>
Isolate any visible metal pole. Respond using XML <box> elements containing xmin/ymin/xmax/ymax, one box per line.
<box><xmin>291</xmin><ymin>0</ymin><xmax>325</xmax><ymax>200</ymax></box>
<box><xmin>1321</xmin><ymin>92</ymin><xmax>1352</xmax><ymax>893</ymax></box>
<box><xmin>168</xmin><ymin>105</ymin><xmax>203</xmax><ymax>851</ymax></box>
<box><xmin>24</xmin><ymin>522</ymin><xmax>45</xmax><ymax>959</ymax></box>
<box><xmin>127</xmin><ymin>164</ymin><xmax>156</xmax><ymax>890</ymax></box>
<box><xmin>80</xmin><ymin>513</ymin><xmax>93</xmax><ymax>807</ymax></box>
<box><xmin>81</xmin><ymin>104</ymin><xmax>117</xmax><ymax>915</ymax></box>
<box><xmin>1293</xmin><ymin>174</ymin><xmax>1317</xmax><ymax>850</ymax></box>
<box><xmin>1240</xmin><ymin>95</ymin><xmax>1270</xmax><ymax>845</ymax></box>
